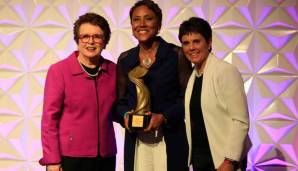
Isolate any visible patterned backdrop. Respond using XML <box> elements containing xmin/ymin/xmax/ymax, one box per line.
<box><xmin>0</xmin><ymin>0</ymin><xmax>297</xmax><ymax>171</ymax></box>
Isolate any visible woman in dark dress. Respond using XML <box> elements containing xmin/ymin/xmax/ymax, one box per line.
<box><xmin>115</xmin><ymin>0</ymin><xmax>192</xmax><ymax>171</ymax></box>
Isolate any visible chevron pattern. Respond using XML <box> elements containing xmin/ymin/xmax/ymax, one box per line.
<box><xmin>0</xmin><ymin>0</ymin><xmax>297</xmax><ymax>171</ymax></box>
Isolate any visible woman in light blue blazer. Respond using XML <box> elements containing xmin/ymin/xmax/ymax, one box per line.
<box><xmin>178</xmin><ymin>17</ymin><xmax>251</xmax><ymax>171</ymax></box>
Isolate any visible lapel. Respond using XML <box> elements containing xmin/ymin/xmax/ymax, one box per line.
<box><xmin>185</xmin><ymin>53</ymin><xmax>215</xmax><ymax>115</ymax></box>
<box><xmin>184</xmin><ymin>53</ymin><xmax>215</xmax><ymax>164</ymax></box>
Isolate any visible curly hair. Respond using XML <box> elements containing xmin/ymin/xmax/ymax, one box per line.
<box><xmin>73</xmin><ymin>12</ymin><xmax>111</xmax><ymax>47</ymax></box>
<box><xmin>178</xmin><ymin>17</ymin><xmax>212</xmax><ymax>43</ymax></box>
<box><xmin>129</xmin><ymin>0</ymin><xmax>162</xmax><ymax>28</ymax></box>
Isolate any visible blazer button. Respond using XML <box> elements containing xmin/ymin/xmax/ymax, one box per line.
<box><xmin>69</xmin><ymin>135</ymin><xmax>73</xmax><ymax>141</ymax></box>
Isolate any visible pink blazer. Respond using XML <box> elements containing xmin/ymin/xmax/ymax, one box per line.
<box><xmin>39</xmin><ymin>51</ymin><xmax>117</xmax><ymax>165</ymax></box>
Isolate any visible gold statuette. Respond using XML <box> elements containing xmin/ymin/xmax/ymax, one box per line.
<box><xmin>128</xmin><ymin>65</ymin><xmax>151</xmax><ymax>131</ymax></box>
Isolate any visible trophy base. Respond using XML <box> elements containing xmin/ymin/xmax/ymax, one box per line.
<box><xmin>128</xmin><ymin>114</ymin><xmax>151</xmax><ymax>131</ymax></box>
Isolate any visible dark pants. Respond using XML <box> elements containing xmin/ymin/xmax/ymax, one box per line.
<box><xmin>61</xmin><ymin>155</ymin><xmax>116</xmax><ymax>171</ymax></box>
<box><xmin>192</xmin><ymin>165</ymin><xmax>216</xmax><ymax>171</ymax></box>
<box><xmin>240</xmin><ymin>156</ymin><xmax>248</xmax><ymax>171</ymax></box>
<box><xmin>191</xmin><ymin>148</ymin><xmax>216</xmax><ymax>171</ymax></box>
<box><xmin>192</xmin><ymin>155</ymin><xmax>248</xmax><ymax>171</ymax></box>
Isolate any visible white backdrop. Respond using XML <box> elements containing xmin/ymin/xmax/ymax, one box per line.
<box><xmin>0</xmin><ymin>0</ymin><xmax>297</xmax><ymax>171</ymax></box>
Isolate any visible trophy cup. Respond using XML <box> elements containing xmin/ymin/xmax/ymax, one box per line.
<box><xmin>127</xmin><ymin>65</ymin><xmax>151</xmax><ymax>131</ymax></box>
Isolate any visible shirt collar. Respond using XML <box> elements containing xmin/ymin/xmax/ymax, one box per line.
<box><xmin>69</xmin><ymin>51</ymin><xmax>109</xmax><ymax>76</ymax></box>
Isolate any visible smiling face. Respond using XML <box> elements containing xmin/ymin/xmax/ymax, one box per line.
<box><xmin>131</xmin><ymin>5</ymin><xmax>160</xmax><ymax>43</ymax></box>
<box><xmin>181</xmin><ymin>32</ymin><xmax>212</xmax><ymax>67</ymax></box>
<box><xmin>77</xmin><ymin>23</ymin><xmax>105</xmax><ymax>59</ymax></box>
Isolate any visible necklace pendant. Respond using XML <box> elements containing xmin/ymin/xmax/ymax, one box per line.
<box><xmin>142</xmin><ymin>57</ymin><xmax>153</xmax><ymax>68</ymax></box>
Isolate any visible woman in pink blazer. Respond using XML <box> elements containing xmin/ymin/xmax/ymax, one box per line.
<box><xmin>179</xmin><ymin>17</ymin><xmax>251</xmax><ymax>171</ymax></box>
<box><xmin>39</xmin><ymin>13</ymin><xmax>117</xmax><ymax>171</ymax></box>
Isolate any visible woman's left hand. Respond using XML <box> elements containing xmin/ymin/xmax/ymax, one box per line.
<box><xmin>144</xmin><ymin>112</ymin><xmax>165</xmax><ymax>132</ymax></box>
<box><xmin>217</xmin><ymin>160</ymin><xmax>234</xmax><ymax>171</ymax></box>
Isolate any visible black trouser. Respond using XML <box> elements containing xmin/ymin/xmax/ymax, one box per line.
<box><xmin>191</xmin><ymin>148</ymin><xmax>216</xmax><ymax>171</ymax></box>
<box><xmin>192</xmin><ymin>156</ymin><xmax>248</xmax><ymax>171</ymax></box>
<box><xmin>240</xmin><ymin>156</ymin><xmax>248</xmax><ymax>171</ymax></box>
<box><xmin>61</xmin><ymin>155</ymin><xmax>116</xmax><ymax>171</ymax></box>
<box><xmin>192</xmin><ymin>164</ymin><xmax>216</xmax><ymax>171</ymax></box>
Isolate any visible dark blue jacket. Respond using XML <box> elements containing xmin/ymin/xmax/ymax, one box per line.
<box><xmin>116</xmin><ymin>37</ymin><xmax>192</xmax><ymax>171</ymax></box>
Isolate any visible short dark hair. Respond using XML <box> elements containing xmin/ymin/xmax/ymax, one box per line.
<box><xmin>129</xmin><ymin>0</ymin><xmax>162</xmax><ymax>28</ymax></box>
<box><xmin>178</xmin><ymin>17</ymin><xmax>212</xmax><ymax>43</ymax></box>
<box><xmin>73</xmin><ymin>12</ymin><xmax>111</xmax><ymax>47</ymax></box>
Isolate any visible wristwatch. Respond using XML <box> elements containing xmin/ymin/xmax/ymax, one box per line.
<box><xmin>224</xmin><ymin>158</ymin><xmax>239</xmax><ymax>167</ymax></box>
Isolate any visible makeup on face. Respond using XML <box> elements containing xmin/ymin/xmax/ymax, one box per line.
<box><xmin>78</xmin><ymin>23</ymin><xmax>105</xmax><ymax>61</ymax></box>
<box><xmin>131</xmin><ymin>5</ymin><xmax>160</xmax><ymax>43</ymax></box>
<box><xmin>181</xmin><ymin>32</ymin><xmax>211</xmax><ymax>67</ymax></box>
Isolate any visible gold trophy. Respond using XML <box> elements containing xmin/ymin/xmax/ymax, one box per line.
<box><xmin>128</xmin><ymin>64</ymin><xmax>151</xmax><ymax>131</ymax></box>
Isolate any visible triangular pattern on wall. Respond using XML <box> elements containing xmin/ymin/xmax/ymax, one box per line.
<box><xmin>0</xmin><ymin>1</ymin><xmax>297</xmax><ymax>171</ymax></box>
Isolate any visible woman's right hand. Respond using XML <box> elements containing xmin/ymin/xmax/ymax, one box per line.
<box><xmin>46</xmin><ymin>164</ymin><xmax>62</xmax><ymax>171</ymax></box>
<box><xmin>124</xmin><ymin>114</ymin><xmax>130</xmax><ymax>130</ymax></box>
<box><xmin>124</xmin><ymin>110</ymin><xmax>133</xmax><ymax>132</ymax></box>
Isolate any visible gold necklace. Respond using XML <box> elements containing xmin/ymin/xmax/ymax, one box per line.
<box><xmin>142</xmin><ymin>56</ymin><xmax>153</xmax><ymax>68</ymax></box>
<box><xmin>140</xmin><ymin>44</ymin><xmax>158</xmax><ymax>69</ymax></box>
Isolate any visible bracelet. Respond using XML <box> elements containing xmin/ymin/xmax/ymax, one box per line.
<box><xmin>224</xmin><ymin>158</ymin><xmax>239</xmax><ymax>166</ymax></box>
<box><xmin>122</xmin><ymin>111</ymin><xmax>130</xmax><ymax>118</ymax></box>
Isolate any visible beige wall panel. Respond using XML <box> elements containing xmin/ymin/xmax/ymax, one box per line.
<box><xmin>0</xmin><ymin>0</ymin><xmax>297</xmax><ymax>170</ymax></box>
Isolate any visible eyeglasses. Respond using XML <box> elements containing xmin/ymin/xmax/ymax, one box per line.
<box><xmin>78</xmin><ymin>34</ymin><xmax>104</xmax><ymax>43</ymax></box>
